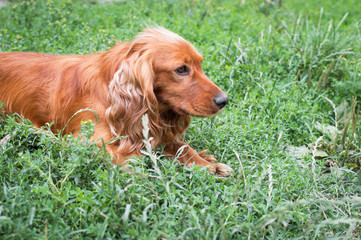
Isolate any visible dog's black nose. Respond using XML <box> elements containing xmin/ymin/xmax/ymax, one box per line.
<box><xmin>214</xmin><ymin>93</ymin><xmax>229</xmax><ymax>109</ymax></box>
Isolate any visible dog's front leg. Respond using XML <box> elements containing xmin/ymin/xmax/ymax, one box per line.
<box><xmin>90</xmin><ymin>122</ymin><xmax>140</xmax><ymax>165</ymax></box>
<box><xmin>110</xmin><ymin>150</ymin><xmax>141</xmax><ymax>165</ymax></box>
<box><xmin>164</xmin><ymin>142</ymin><xmax>233</xmax><ymax>177</ymax></box>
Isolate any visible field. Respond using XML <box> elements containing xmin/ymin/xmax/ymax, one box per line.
<box><xmin>1</xmin><ymin>0</ymin><xmax>361</xmax><ymax>239</ymax></box>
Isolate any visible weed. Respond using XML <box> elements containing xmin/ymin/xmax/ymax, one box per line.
<box><xmin>1</xmin><ymin>0</ymin><xmax>361</xmax><ymax>239</ymax></box>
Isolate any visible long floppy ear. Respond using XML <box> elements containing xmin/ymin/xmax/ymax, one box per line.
<box><xmin>105</xmin><ymin>48</ymin><xmax>159</xmax><ymax>154</ymax></box>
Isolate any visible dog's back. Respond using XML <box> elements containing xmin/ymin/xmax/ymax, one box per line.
<box><xmin>1</xmin><ymin>52</ymin><xmax>50</xmax><ymax>125</ymax></box>
<box><xmin>0</xmin><ymin>52</ymin><xmax>108</xmax><ymax>131</ymax></box>
<box><xmin>0</xmin><ymin>52</ymin><xmax>76</xmax><ymax>127</ymax></box>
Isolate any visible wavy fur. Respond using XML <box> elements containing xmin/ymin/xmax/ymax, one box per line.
<box><xmin>0</xmin><ymin>27</ymin><xmax>232</xmax><ymax>175</ymax></box>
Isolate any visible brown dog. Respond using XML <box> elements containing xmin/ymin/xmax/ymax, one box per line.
<box><xmin>0</xmin><ymin>27</ymin><xmax>232</xmax><ymax>176</ymax></box>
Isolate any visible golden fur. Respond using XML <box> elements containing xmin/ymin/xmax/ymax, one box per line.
<box><xmin>0</xmin><ymin>27</ymin><xmax>232</xmax><ymax>176</ymax></box>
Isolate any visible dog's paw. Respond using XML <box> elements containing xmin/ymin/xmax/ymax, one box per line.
<box><xmin>198</xmin><ymin>149</ymin><xmax>216</xmax><ymax>163</ymax></box>
<box><xmin>208</xmin><ymin>163</ymin><xmax>233</xmax><ymax>177</ymax></box>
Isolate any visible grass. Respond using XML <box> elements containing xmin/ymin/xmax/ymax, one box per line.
<box><xmin>1</xmin><ymin>0</ymin><xmax>361</xmax><ymax>239</ymax></box>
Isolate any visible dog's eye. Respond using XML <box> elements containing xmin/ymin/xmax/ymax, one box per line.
<box><xmin>175</xmin><ymin>65</ymin><xmax>189</xmax><ymax>75</ymax></box>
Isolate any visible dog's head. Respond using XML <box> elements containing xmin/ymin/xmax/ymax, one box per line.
<box><xmin>106</xmin><ymin>27</ymin><xmax>228</xmax><ymax>149</ymax></box>
<box><xmin>125</xmin><ymin>27</ymin><xmax>229</xmax><ymax>117</ymax></box>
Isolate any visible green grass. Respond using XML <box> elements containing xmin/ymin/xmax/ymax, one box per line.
<box><xmin>1</xmin><ymin>0</ymin><xmax>361</xmax><ymax>239</ymax></box>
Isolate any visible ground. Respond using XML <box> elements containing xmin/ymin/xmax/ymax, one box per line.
<box><xmin>0</xmin><ymin>0</ymin><xmax>361</xmax><ymax>239</ymax></box>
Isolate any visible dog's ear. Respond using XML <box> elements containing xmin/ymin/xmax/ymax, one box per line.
<box><xmin>105</xmin><ymin>48</ymin><xmax>158</xmax><ymax>153</ymax></box>
<box><xmin>128</xmin><ymin>50</ymin><xmax>158</xmax><ymax>110</ymax></box>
